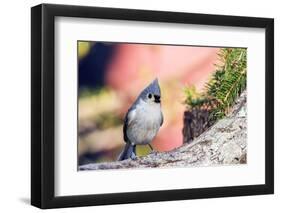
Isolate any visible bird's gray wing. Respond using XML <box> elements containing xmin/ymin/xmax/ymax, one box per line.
<box><xmin>123</xmin><ymin>106</ymin><xmax>137</xmax><ymax>143</ymax></box>
<box><xmin>160</xmin><ymin>111</ymin><xmax>164</xmax><ymax>126</ymax></box>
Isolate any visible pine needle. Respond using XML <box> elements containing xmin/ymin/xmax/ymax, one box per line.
<box><xmin>184</xmin><ymin>48</ymin><xmax>247</xmax><ymax>122</ymax></box>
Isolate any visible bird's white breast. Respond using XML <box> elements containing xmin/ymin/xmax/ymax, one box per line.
<box><xmin>127</xmin><ymin>99</ymin><xmax>162</xmax><ymax>145</ymax></box>
<box><xmin>136</xmin><ymin>99</ymin><xmax>161</xmax><ymax>123</ymax></box>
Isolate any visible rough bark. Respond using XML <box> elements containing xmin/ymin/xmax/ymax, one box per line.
<box><xmin>79</xmin><ymin>91</ymin><xmax>247</xmax><ymax>171</ymax></box>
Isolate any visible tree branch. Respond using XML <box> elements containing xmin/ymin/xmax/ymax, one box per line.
<box><xmin>79</xmin><ymin>91</ymin><xmax>247</xmax><ymax>171</ymax></box>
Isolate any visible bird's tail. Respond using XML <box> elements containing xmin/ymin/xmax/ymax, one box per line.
<box><xmin>117</xmin><ymin>143</ymin><xmax>136</xmax><ymax>161</ymax></box>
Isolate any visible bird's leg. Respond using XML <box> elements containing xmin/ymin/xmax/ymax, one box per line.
<box><xmin>148</xmin><ymin>144</ymin><xmax>154</xmax><ymax>151</ymax></box>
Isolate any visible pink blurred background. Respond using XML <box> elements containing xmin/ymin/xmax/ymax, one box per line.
<box><xmin>106</xmin><ymin>44</ymin><xmax>219</xmax><ymax>151</ymax></box>
<box><xmin>78</xmin><ymin>41</ymin><xmax>220</xmax><ymax>165</ymax></box>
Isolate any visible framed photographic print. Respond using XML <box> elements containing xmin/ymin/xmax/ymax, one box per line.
<box><xmin>31</xmin><ymin>3</ymin><xmax>274</xmax><ymax>209</ymax></box>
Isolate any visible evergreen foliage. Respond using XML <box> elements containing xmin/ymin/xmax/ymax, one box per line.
<box><xmin>184</xmin><ymin>48</ymin><xmax>247</xmax><ymax>122</ymax></box>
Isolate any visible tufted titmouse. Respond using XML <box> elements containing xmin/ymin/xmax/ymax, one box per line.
<box><xmin>118</xmin><ymin>79</ymin><xmax>163</xmax><ymax>161</ymax></box>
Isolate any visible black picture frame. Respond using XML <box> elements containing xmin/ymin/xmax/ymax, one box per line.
<box><xmin>31</xmin><ymin>3</ymin><xmax>274</xmax><ymax>209</ymax></box>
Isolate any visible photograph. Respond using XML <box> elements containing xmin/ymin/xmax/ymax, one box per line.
<box><xmin>30</xmin><ymin>3</ymin><xmax>274</xmax><ymax>209</ymax></box>
<box><xmin>77</xmin><ymin>41</ymin><xmax>247</xmax><ymax>170</ymax></box>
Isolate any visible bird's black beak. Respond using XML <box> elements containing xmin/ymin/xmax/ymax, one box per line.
<box><xmin>154</xmin><ymin>95</ymin><xmax>161</xmax><ymax>103</ymax></box>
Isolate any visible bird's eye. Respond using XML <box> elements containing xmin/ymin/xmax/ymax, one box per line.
<box><xmin>148</xmin><ymin>93</ymin><xmax>152</xmax><ymax>99</ymax></box>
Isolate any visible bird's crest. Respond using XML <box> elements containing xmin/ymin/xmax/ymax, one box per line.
<box><xmin>139</xmin><ymin>78</ymin><xmax>161</xmax><ymax>99</ymax></box>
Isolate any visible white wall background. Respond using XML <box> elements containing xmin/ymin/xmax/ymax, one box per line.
<box><xmin>0</xmin><ymin>0</ymin><xmax>279</xmax><ymax>212</ymax></box>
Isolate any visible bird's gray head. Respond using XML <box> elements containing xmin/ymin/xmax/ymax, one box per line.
<box><xmin>138</xmin><ymin>78</ymin><xmax>161</xmax><ymax>104</ymax></box>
